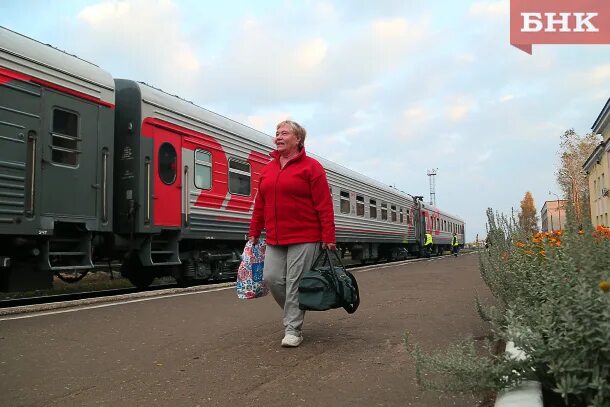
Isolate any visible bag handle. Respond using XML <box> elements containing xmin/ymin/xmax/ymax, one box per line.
<box><xmin>311</xmin><ymin>249</ymin><xmax>360</xmax><ymax>314</ymax></box>
<box><xmin>311</xmin><ymin>247</ymin><xmax>344</xmax><ymax>270</ymax></box>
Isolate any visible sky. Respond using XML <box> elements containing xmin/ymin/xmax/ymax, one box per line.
<box><xmin>1</xmin><ymin>0</ymin><xmax>609</xmax><ymax>242</ymax></box>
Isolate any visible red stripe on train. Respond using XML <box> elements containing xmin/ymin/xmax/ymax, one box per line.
<box><xmin>0</xmin><ymin>67</ymin><xmax>114</xmax><ymax>108</ymax></box>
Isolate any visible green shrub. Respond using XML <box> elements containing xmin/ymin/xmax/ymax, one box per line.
<box><xmin>411</xmin><ymin>207</ymin><xmax>610</xmax><ymax>406</ymax></box>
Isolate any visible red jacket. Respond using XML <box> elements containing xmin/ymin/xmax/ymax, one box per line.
<box><xmin>249</xmin><ymin>148</ymin><xmax>336</xmax><ymax>245</ymax></box>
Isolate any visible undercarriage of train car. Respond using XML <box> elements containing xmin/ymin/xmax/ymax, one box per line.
<box><xmin>0</xmin><ymin>229</ymin><xmax>245</xmax><ymax>292</ymax></box>
<box><xmin>339</xmin><ymin>242</ymin><xmax>422</xmax><ymax>264</ymax></box>
<box><xmin>0</xmin><ymin>221</ymin><xmax>113</xmax><ymax>292</ymax></box>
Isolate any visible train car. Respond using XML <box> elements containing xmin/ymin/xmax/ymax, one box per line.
<box><xmin>112</xmin><ymin>79</ymin><xmax>275</xmax><ymax>287</ymax></box>
<box><xmin>0</xmin><ymin>28</ymin><xmax>115</xmax><ymax>290</ymax></box>
<box><xmin>0</xmin><ymin>27</ymin><xmax>465</xmax><ymax>292</ymax></box>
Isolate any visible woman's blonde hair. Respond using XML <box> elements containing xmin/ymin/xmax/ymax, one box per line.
<box><xmin>276</xmin><ymin>120</ymin><xmax>307</xmax><ymax>150</ymax></box>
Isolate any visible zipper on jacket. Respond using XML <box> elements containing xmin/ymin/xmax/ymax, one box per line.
<box><xmin>274</xmin><ymin>164</ymin><xmax>281</xmax><ymax>244</ymax></box>
<box><xmin>272</xmin><ymin>151</ymin><xmax>302</xmax><ymax>244</ymax></box>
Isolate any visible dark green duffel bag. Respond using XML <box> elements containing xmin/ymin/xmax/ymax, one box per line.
<box><xmin>298</xmin><ymin>249</ymin><xmax>360</xmax><ymax>314</ymax></box>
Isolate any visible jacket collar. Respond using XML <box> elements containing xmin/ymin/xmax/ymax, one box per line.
<box><xmin>270</xmin><ymin>148</ymin><xmax>306</xmax><ymax>164</ymax></box>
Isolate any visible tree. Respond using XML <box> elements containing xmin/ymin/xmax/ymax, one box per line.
<box><xmin>555</xmin><ymin>129</ymin><xmax>601</xmax><ymax>223</ymax></box>
<box><xmin>518</xmin><ymin>191</ymin><xmax>539</xmax><ymax>235</ymax></box>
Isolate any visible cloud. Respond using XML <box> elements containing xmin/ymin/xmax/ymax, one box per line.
<box><xmin>403</xmin><ymin>106</ymin><xmax>430</xmax><ymax>122</ymax></box>
<box><xmin>295</xmin><ymin>38</ymin><xmax>328</xmax><ymax>70</ymax></box>
<box><xmin>585</xmin><ymin>64</ymin><xmax>610</xmax><ymax>86</ymax></box>
<box><xmin>476</xmin><ymin>150</ymin><xmax>493</xmax><ymax>164</ymax></box>
<box><xmin>307</xmin><ymin>0</ymin><xmax>338</xmax><ymax>21</ymax></box>
<box><xmin>243</xmin><ymin>111</ymin><xmax>293</xmax><ymax>134</ymax></box>
<box><xmin>447</xmin><ymin>96</ymin><xmax>475</xmax><ymax>121</ymax></box>
<box><xmin>456</xmin><ymin>53</ymin><xmax>475</xmax><ymax>64</ymax></box>
<box><xmin>75</xmin><ymin>0</ymin><xmax>201</xmax><ymax>95</ymax></box>
<box><xmin>468</xmin><ymin>1</ymin><xmax>509</xmax><ymax>18</ymax></box>
<box><xmin>194</xmin><ymin>12</ymin><xmax>430</xmax><ymax>108</ymax></box>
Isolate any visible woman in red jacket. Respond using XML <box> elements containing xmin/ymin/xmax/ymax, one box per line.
<box><xmin>249</xmin><ymin>120</ymin><xmax>336</xmax><ymax>348</ymax></box>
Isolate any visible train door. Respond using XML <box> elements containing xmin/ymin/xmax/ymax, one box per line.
<box><xmin>152</xmin><ymin>127</ymin><xmax>181</xmax><ymax>227</ymax></box>
<box><xmin>0</xmin><ymin>78</ymin><xmax>40</xmax><ymax>228</ymax></box>
<box><xmin>412</xmin><ymin>200</ymin><xmax>425</xmax><ymax>246</ymax></box>
<box><xmin>41</xmin><ymin>90</ymin><xmax>98</xmax><ymax>218</ymax></box>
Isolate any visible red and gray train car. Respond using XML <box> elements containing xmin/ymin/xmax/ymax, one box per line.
<box><xmin>0</xmin><ymin>28</ymin><xmax>464</xmax><ymax>292</ymax></box>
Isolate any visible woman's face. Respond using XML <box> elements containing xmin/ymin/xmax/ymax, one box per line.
<box><xmin>275</xmin><ymin>124</ymin><xmax>300</xmax><ymax>155</ymax></box>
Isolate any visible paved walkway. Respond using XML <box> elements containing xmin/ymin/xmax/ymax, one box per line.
<box><xmin>0</xmin><ymin>253</ymin><xmax>492</xmax><ymax>406</ymax></box>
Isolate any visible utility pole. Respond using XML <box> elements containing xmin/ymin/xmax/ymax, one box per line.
<box><xmin>427</xmin><ymin>169</ymin><xmax>437</xmax><ymax>206</ymax></box>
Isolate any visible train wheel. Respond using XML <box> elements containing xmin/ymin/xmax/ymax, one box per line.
<box><xmin>121</xmin><ymin>255</ymin><xmax>154</xmax><ymax>289</ymax></box>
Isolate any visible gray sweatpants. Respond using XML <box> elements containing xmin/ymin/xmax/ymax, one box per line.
<box><xmin>263</xmin><ymin>243</ymin><xmax>319</xmax><ymax>336</ymax></box>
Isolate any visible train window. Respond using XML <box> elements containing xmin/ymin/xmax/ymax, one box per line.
<box><xmin>381</xmin><ymin>202</ymin><xmax>388</xmax><ymax>221</ymax></box>
<box><xmin>356</xmin><ymin>195</ymin><xmax>364</xmax><ymax>216</ymax></box>
<box><xmin>399</xmin><ymin>208</ymin><xmax>404</xmax><ymax>223</ymax></box>
<box><xmin>194</xmin><ymin>149</ymin><xmax>212</xmax><ymax>190</ymax></box>
<box><xmin>370</xmin><ymin>199</ymin><xmax>377</xmax><ymax>219</ymax></box>
<box><xmin>158</xmin><ymin>142</ymin><xmax>177</xmax><ymax>185</ymax></box>
<box><xmin>51</xmin><ymin>109</ymin><xmax>79</xmax><ymax>166</ymax></box>
<box><xmin>228</xmin><ymin>159</ymin><xmax>251</xmax><ymax>196</ymax></box>
<box><xmin>391</xmin><ymin>205</ymin><xmax>397</xmax><ymax>222</ymax></box>
<box><xmin>406</xmin><ymin>209</ymin><xmax>410</xmax><ymax>224</ymax></box>
<box><xmin>340</xmin><ymin>191</ymin><xmax>350</xmax><ymax>214</ymax></box>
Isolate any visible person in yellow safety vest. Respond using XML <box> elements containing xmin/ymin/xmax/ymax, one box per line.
<box><xmin>452</xmin><ymin>232</ymin><xmax>459</xmax><ymax>257</ymax></box>
<box><xmin>423</xmin><ymin>232</ymin><xmax>433</xmax><ymax>257</ymax></box>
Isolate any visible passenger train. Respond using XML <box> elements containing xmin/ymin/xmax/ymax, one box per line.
<box><xmin>0</xmin><ymin>27</ymin><xmax>464</xmax><ymax>292</ymax></box>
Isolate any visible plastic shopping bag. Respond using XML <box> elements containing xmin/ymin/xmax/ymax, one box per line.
<box><xmin>236</xmin><ymin>239</ymin><xmax>269</xmax><ymax>299</ymax></box>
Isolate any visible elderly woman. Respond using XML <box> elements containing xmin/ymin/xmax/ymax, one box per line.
<box><xmin>248</xmin><ymin>120</ymin><xmax>336</xmax><ymax>348</ymax></box>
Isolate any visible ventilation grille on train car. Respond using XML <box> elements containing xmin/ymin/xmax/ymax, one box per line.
<box><xmin>0</xmin><ymin>160</ymin><xmax>25</xmax><ymax>224</ymax></box>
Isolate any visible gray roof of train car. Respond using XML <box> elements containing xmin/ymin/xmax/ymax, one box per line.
<box><xmin>0</xmin><ymin>27</ymin><xmax>114</xmax><ymax>104</ymax></box>
<box><xmin>134</xmin><ymin>81</ymin><xmax>464</xmax><ymax>223</ymax></box>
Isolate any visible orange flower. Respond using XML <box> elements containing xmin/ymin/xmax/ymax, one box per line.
<box><xmin>515</xmin><ymin>241</ymin><xmax>525</xmax><ymax>248</ymax></box>
<box><xmin>539</xmin><ymin>250</ymin><xmax>546</xmax><ymax>257</ymax></box>
<box><xmin>578</xmin><ymin>230</ymin><xmax>584</xmax><ymax>235</ymax></box>
<box><xmin>599</xmin><ymin>280</ymin><xmax>610</xmax><ymax>293</ymax></box>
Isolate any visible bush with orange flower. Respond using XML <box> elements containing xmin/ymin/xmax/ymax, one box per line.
<box><xmin>412</xmin><ymin>207</ymin><xmax>610</xmax><ymax>406</ymax></box>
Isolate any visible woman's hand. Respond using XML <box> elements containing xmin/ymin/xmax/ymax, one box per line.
<box><xmin>248</xmin><ymin>236</ymin><xmax>259</xmax><ymax>244</ymax></box>
<box><xmin>322</xmin><ymin>242</ymin><xmax>337</xmax><ymax>251</ymax></box>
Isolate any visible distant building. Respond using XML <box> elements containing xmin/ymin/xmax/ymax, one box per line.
<box><xmin>584</xmin><ymin>99</ymin><xmax>610</xmax><ymax>227</ymax></box>
<box><xmin>541</xmin><ymin>200</ymin><xmax>567</xmax><ymax>231</ymax></box>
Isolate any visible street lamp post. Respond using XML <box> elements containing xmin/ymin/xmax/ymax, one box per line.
<box><xmin>549</xmin><ymin>191</ymin><xmax>561</xmax><ymax>230</ymax></box>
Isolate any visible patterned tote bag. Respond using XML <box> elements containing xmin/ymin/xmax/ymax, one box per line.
<box><xmin>236</xmin><ymin>239</ymin><xmax>269</xmax><ymax>299</ymax></box>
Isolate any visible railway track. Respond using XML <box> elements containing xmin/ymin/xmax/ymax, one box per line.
<box><xmin>0</xmin><ymin>283</ymin><xmax>179</xmax><ymax>308</ymax></box>
<box><xmin>0</xmin><ymin>252</ymin><xmax>465</xmax><ymax>310</ymax></box>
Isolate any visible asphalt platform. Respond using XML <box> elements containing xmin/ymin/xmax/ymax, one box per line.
<box><xmin>0</xmin><ymin>252</ymin><xmax>492</xmax><ymax>407</ymax></box>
